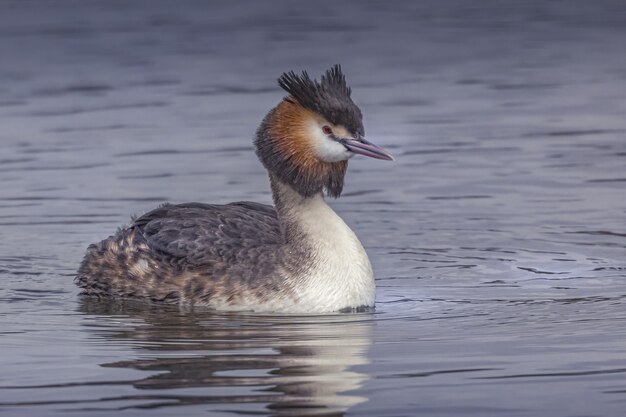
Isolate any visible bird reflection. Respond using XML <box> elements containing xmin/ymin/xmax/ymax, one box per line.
<box><xmin>78</xmin><ymin>299</ymin><xmax>372</xmax><ymax>416</ymax></box>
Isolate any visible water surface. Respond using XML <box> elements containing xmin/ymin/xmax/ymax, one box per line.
<box><xmin>1</xmin><ymin>1</ymin><xmax>626</xmax><ymax>416</ymax></box>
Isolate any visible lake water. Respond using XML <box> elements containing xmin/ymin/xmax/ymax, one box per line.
<box><xmin>1</xmin><ymin>1</ymin><xmax>625</xmax><ymax>416</ymax></box>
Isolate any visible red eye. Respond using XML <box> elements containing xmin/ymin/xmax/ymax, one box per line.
<box><xmin>322</xmin><ymin>125</ymin><xmax>333</xmax><ymax>135</ymax></box>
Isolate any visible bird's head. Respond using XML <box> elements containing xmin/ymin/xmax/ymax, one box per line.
<box><xmin>255</xmin><ymin>65</ymin><xmax>393</xmax><ymax>198</ymax></box>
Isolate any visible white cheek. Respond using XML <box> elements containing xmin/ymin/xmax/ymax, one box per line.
<box><xmin>308</xmin><ymin>127</ymin><xmax>353</xmax><ymax>162</ymax></box>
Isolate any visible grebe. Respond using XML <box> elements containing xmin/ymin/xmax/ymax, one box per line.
<box><xmin>76</xmin><ymin>65</ymin><xmax>393</xmax><ymax>313</ymax></box>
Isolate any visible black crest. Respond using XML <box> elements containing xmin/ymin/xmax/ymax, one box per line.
<box><xmin>278</xmin><ymin>65</ymin><xmax>364</xmax><ymax>137</ymax></box>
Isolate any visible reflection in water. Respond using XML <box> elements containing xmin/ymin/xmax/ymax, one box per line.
<box><xmin>78</xmin><ymin>299</ymin><xmax>372</xmax><ymax>416</ymax></box>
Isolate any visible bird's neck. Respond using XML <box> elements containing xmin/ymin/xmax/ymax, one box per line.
<box><xmin>269</xmin><ymin>174</ymin><xmax>374</xmax><ymax>311</ymax></box>
<box><xmin>269</xmin><ymin>173</ymin><xmax>339</xmax><ymax>244</ymax></box>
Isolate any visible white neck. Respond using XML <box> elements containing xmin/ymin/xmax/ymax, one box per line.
<box><xmin>272</xmin><ymin>179</ymin><xmax>375</xmax><ymax>312</ymax></box>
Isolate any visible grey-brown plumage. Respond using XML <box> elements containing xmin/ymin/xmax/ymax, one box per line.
<box><xmin>77</xmin><ymin>201</ymin><xmax>304</xmax><ymax>306</ymax></box>
<box><xmin>76</xmin><ymin>65</ymin><xmax>393</xmax><ymax>312</ymax></box>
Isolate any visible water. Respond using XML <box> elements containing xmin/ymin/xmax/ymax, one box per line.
<box><xmin>1</xmin><ymin>0</ymin><xmax>626</xmax><ymax>415</ymax></box>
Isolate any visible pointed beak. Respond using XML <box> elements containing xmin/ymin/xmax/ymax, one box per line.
<box><xmin>340</xmin><ymin>138</ymin><xmax>394</xmax><ymax>161</ymax></box>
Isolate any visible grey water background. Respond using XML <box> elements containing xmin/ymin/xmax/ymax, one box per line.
<box><xmin>1</xmin><ymin>0</ymin><xmax>626</xmax><ymax>415</ymax></box>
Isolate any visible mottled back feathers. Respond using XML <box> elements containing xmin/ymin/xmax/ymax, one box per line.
<box><xmin>133</xmin><ymin>202</ymin><xmax>281</xmax><ymax>267</ymax></box>
<box><xmin>76</xmin><ymin>202</ymin><xmax>289</xmax><ymax>306</ymax></box>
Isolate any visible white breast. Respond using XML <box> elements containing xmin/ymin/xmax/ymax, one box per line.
<box><xmin>287</xmin><ymin>195</ymin><xmax>375</xmax><ymax>312</ymax></box>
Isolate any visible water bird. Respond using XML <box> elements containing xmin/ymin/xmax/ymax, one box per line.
<box><xmin>76</xmin><ymin>65</ymin><xmax>393</xmax><ymax>312</ymax></box>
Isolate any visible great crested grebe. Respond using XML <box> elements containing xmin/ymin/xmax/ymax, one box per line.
<box><xmin>76</xmin><ymin>65</ymin><xmax>393</xmax><ymax>313</ymax></box>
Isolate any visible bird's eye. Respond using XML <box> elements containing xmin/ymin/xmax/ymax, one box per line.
<box><xmin>322</xmin><ymin>125</ymin><xmax>333</xmax><ymax>135</ymax></box>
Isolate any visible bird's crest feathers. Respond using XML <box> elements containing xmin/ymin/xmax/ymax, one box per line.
<box><xmin>277</xmin><ymin>65</ymin><xmax>362</xmax><ymax>136</ymax></box>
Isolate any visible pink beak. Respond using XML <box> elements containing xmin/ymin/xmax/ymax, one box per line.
<box><xmin>341</xmin><ymin>138</ymin><xmax>394</xmax><ymax>161</ymax></box>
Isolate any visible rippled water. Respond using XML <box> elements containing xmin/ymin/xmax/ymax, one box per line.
<box><xmin>1</xmin><ymin>1</ymin><xmax>626</xmax><ymax>416</ymax></box>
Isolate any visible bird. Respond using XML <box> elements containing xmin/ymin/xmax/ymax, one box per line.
<box><xmin>76</xmin><ymin>65</ymin><xmax>393</xmax><ymax>313</ymax></box>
